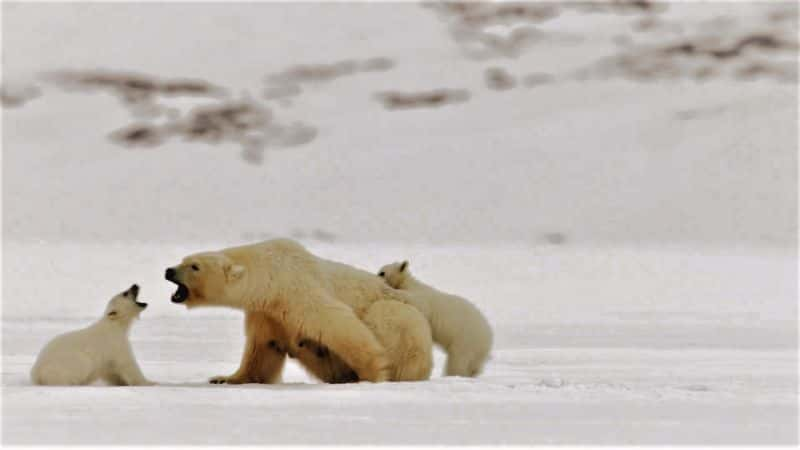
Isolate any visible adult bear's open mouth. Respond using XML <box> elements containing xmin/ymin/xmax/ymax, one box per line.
<box><xmin>170</xmin><ymin>283</ymin><xmax>189</xmax><ymax>303</ymax></box>
<box><xmin>165</xmin><ymin>268</ymin><xmax>189</xmax><ymax>303</ymax></box>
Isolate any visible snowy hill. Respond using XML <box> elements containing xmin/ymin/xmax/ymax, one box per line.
<box><xmin>3</xmin><ymin>1</ymin><xmax>796</xmax><ymax>245</ymax></box>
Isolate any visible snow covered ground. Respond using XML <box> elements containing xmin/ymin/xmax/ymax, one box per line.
<box><xmin>2</xmin><ymin>242</ymin><xmax>796</xmax><ymax>444</ymax></box>
<box><xmin>2</xmin><ymin>1</ymin><xmax>797</xmax><ymax>445</ymax></box>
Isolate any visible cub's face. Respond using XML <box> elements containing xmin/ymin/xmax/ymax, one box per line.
<box><xmin>104</xmin><ymin>284</ymin><xmax>148</xmax><ymax>321</ymax></box>
<box><xmin>165</xmin><ymin>252</ymin><xmax>245</xmax><ymax>307</ymax></box>
<box><xmin>377</xmin><ymin>260</ymin><xmax>408</xmax><ymax>289</ymax></box>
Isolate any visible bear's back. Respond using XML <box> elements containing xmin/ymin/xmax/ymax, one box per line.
<box><xmin>317</xmin><ymin>257</ymin><xmax>392</xmax><ymax>312</ymax></box>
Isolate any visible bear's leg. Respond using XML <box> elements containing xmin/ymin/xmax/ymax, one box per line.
<box><xmin>210</xmin><ymin>311</ymin><xmax>286</xmax><ymax>384</ymax></box>
<box><xmin>292</xmin><ymin>299</ymin><xmax>390</xmax><ymax>383</ymax></box>
<box><xmin>294</xmin><ymin>339</ymin><xmax>359</xmax><ymax>383</ymax></box>
<box><xmin>468</xmin><ymin>359</ymin><xmax>486</xmax><ymax>377</ymax></box>
<box><xmin>102</xmin><ymin>372</ymin><xmax>126</xmax><ymax>386</ymax></box>
<box><xmin>444</xmin><ymin>346</ymin><xmax>473</xmax><ymax>377</ymax></box>
<box><xmin>113</xmin><ymin>353</ymin><xmax>156</xmax><ymax>386</ymax></box>
<box><xmin>363</xmin><ymin>300</ymin><xmax>433</xmax><ymax>382</ymax></box>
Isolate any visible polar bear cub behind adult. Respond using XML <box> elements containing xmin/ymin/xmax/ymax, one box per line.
<box><xmin>379</xmin><ymin>261</ymin><xmax>492</xmax><ymax>377</ymax></box>
<box><xmin>30</xmin><ymin>284</ymin><xmax>154</xmax><ymax>386</ymax></box>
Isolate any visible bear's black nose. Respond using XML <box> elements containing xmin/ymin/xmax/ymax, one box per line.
<box><xmin>165</xmin><ymin>268</ymin><xmax>176</xmax><ymax>280</ymax></box>
<box><xmin>129</xmin><ymin>284</ymin><xmax>139</xmax><ymax>295</ymax></box>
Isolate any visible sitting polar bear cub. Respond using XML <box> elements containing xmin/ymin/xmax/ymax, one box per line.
<box><xmin>294</xmin><ymin>299</ymin><xmax>433</xmax><ymax>382</ymax></box>
<box><xmin>30</xmin><ymin>284</ymin><xmax>154</xmax><ymax>386</ymax></box>
<box><xmin>379</xmin><ymin>260</ymin><xmax>493</xmax><ymax>377</ymax></box>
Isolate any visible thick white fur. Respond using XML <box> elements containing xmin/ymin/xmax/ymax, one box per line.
<box><xmin>292</xmin><ymin>300</ymin><xmax>433</xmax><ymax>383</ymax></box>
<box><xmin>379</xmin><ymin>260</ymin><xmax>493</xmax><ymax>377</ymax></box>
<box><xmin>168</xmin><ymin>238</ymin><xmax>433</xmax><ymax>383</ymax></box>
<box><xmin>30</xmin><ymin>287</ymin><xmax>153</xmax><ymax>386</ymax></box>
<box><xmin>363</xmin><ymin>301</ymin><xmax>433</xmax><ymax>381</ymax></box>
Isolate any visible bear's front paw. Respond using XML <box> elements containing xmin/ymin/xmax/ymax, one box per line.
<box><xmin>209</xmin><ymin>375</ymin><xmax>244</xmax><ymax>384</ymax></box>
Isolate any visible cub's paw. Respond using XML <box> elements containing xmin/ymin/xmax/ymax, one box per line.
<box><xmin>374</xmin><ymin>367</ymin><xmax>391</xmax><ymax>383</ymax></box>
<box><xmin>375</xmin><ymin>356</ymin><xmax>392</xmax><ymax>383</ymax></box>
<box><xmin>360</xmin><ymin>356</ymin><xmax>391</xmax><ymax>383</ymax></box>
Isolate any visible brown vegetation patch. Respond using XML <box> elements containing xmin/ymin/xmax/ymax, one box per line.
<box><xmin>109</xmin><ymin>99</ymin><xmax>317</xmax><ymax>164</ymax></box>
<box><xmin>44</xmin><ymin>70</ymin><xmax>226</xmax><ymax>105</ymax></box>
<box><xmin>485</xmin><ymin>67</ymin><xmax>517</xmax><ymax>90</ymax></box>
<box><xmin>375</xmin><ymin>89</ymin><xmax>470</xmax><ymax>110</ymax></box>
<box><xmin>425</xmin><ymin>2</ymin><xmax>559</xmax><ymax>28</ymax></box>
<box><xmin>1</xmin><ymin>83</ymin><xmax>41</xmax><ymax>108</ymax></box>
<box><xmin>661</xmin><ymin>33</ymin><xmax>795</xmax><ymax>60</ymax></box>
<box><xmin>568</xmin><ymin>0</ymin><xmax>668</xmax><ymax>14</ymax></box>
<box><xmin>581</xmin><ymin>30</ymin><xmax>798</xmax><ymax>83</ymax></box>
<box><xmin>109</xmin><ymin>123</ymin><xmax>166</xmax><ymax>148</ymax></box>
<box><xmin>424</xmin><ymin>1</ymin><xmax>669</xmax><ymax>59</ymax></box>
<box><xmin>426</xmin><ymin>1</ymin><xmax>558</xmax><ymax>59</ymax></box>
<box><xmin>266</xmin><ymin>57</ymin><xmax>395</xmax><ymax>85</ymax></box>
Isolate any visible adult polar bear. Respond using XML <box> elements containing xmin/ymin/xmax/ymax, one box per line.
<box><xmin>165</xmin><ymin>238</ymin><xmax>432</xmax><ymax>383</ymax></box>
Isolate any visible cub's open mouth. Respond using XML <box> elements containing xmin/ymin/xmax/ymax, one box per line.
<box><xmin>128</xmin><ymin>284</ymin><xmax>147</xmax><ymax>308</ymax></box>
<box><xmin>171</xmin><ymin>283</ymin><xmax>189</xmax><ymax>303</ymax></box>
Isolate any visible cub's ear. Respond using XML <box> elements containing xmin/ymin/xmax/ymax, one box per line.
<box><xmin>399</xmin><ymin>260</ymin><xmax>408</xmax><ymax>272</ymax></box>
<box><xmin>107</xmin><ymin>310</ymin><xmax>118</xmax><ymax>320</ymax></box>
<box><xmin>225</xmin><ymin>264</ymin><xmax>246</xmax><ymax>282</ymax></box>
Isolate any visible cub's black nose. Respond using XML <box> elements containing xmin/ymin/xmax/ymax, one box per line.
<box><xmin>129</xmin><ymin>284</ymin><xmax>139</xmax><ymax>295</ymax></box>
<box><xmin>165</xmin><ymin>268</ymin><xmax>176</xmax><ymax>280</ymax></box>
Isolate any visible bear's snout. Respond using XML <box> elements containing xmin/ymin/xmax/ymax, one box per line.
<box><xmin>165</xmin><ymin>268</ymin><xmax>176</xmax><ymax>281</ymax></box>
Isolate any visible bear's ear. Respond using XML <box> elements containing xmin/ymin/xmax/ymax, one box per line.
<box><xmin>107</xmin><ymin>310</ymin><xmax>118</xmax><ymax>320</ymax></box>
<box><xmin>399</xmin><ymin>260</ymin><xmax>408</xmax><ymax>272</ymax></box>
<box><xmin>225</xmin><ymin>264</ymin><xmax>246</xmax><ymax>282</ymax></box>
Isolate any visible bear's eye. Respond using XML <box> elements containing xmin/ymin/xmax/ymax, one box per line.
<box><xmin>378</xmin><ymin>271</ymin><xmax>385</xmax><ymax>277</ymax></box>
<box><xmin>191</xmin><ymin>264</ymin><xmax>200</xmax><ymax>271</ymax></box>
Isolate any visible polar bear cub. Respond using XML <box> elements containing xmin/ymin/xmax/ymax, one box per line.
<box><xmin>379</xmin><ymin>261</ymin><xmax>493</xmax><ymax>377</ymax></box>
<box><xmin>30</xmin><ymin>284</ymin><xmax>154</xmax><ymax>386</ymax></box>
<box><xmin>297</xmin><ymin>300</ymin><xmax>433</xmax><ymax>382</ymax></box>
<box><xmin>363</xmin><ymin>300</ymin><xmax>433</xmax><ymax>381</ymax></box>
